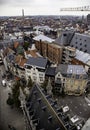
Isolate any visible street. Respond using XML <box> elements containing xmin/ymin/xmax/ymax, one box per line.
<box><xmin>0</xmin><ymin>65</ymin><xmax>25</xmax><ymax>130</ymax></box>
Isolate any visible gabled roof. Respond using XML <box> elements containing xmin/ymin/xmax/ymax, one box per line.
<box><xmin>15</xmin><ymin>55</ymin><xmax>27</xmax><ymax>67</ymax></box>
<box><xmin>33</xmin><ymin>34</ymin><xmax>55</xmax><ymax>43</ymax></box>
<box><xmin>54</xmin><ymin>30</ymin><xmax>74</xmax><ymax>46</ymax></box>
<box><xmin>75</xmin><ymin>49</ymin><xmax>90</xmax><ymax>64</ymax></box>
<box><xmin>45</xmin><ymin>67</ymin><xmax>56</xmax><ymax>77</ymax></box>
<box><xmin>14</xmin><ymin>42</ymin><xmax>19</xmax><ymax>49</ymax></box>
<box><xmin>56</xmin><ymin>64</ymin><xmax>87</xmax><ymax>78</ymax></box>
<box><xmin>26</xmin><ymin>49</ymin><xmax>39</xmax><ymax>58</ymax></box>
<box><xmin>70</xmin><ymin>33</ymin><xmax>90</xmax><ymax>54</ymax></box>
<box><xmin>15</xmin><ymin>55</ymin><xmax>23</xmax><ymax>64</ymax></box>
<box><xmin>26</xmin><ymin>57</ymin><xmax>47</xmax><ymax>68</ymax></box>
<box><xmin>4</xmin><ymin>47</ymin><xmax>15</xmax><ymax>56</ymax></box>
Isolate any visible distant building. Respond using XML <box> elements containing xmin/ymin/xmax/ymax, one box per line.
<box><xmin>87</xmin><ymin>14</ymin><xmax>90</xmax><ymax>25</ymax></box>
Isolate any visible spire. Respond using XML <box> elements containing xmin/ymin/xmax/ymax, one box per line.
<box><xmin>46</xmin><ymin>78</ymin><xmax>53</xmax><ymax>95</ymax></box>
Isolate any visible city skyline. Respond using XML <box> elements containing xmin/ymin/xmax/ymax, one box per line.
<box><xmin>0</xmin><ymin>0</ymin><xmax>90</xmax><ymax>16</ymax></box>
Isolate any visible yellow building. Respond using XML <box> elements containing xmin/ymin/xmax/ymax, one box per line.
<box><xmin>55</xmin><ymin>64</ymin><xmax>88</xmax><ymax>96</ymax></box>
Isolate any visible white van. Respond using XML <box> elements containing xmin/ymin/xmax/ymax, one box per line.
<box><xmin>2</xmin><ymin>79</ymin><xmax>6</xmax><ymax>87</ymax></box>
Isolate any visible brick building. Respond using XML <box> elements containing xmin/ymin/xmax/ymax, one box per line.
<box><xmin>35</xmin><ymin>40</ymin><xmax>62</xmax><ymax>64</ymax></box>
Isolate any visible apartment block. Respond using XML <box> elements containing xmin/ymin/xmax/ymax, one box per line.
<box><xmin>35</xmin><ymin>40</ymin><xmax>62</xmax><ymax>64</ymax></box>
<box><xmin>62</xmin><ymin>46</ymin><xmax>76</xmax><ymax>64</ymax></box>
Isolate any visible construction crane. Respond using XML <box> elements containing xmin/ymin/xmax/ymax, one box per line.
<box><xmin>60</xmin><ymin>6</ymin><xmax>90</xmax><ymax>11</ymax></box>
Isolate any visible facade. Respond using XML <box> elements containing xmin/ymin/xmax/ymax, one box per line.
<box><xmin>55</xmin><ymin>31</ymin><xmax>90</xmax><ymax>54</ymax></box>
<box><xmin>55</xmin><ymin>64</ymin><xmax>88</xmax><ymax>96</ymax></box>
<box><xmin>87</xmin><ymin>14</ymin><xmax>90</xmax><ymax>25</ymax></box>
<box><xmin>14</xmin><ymin>56</ymin><xmax>26</xmax><ymax>78</ymax></box>
<box><xmin>25</xmin><ymin>57</ymin><xmax>47</xmax><ymax>84</ymax></box>
<box><xmin>62</xmin><ymin>46</ymin><xmax>76</xmax><ymax>64</ymax></box>
<box><xmin>35</xmin><ymin>40</ymin><xmax>62</xmax><ymax>64</ymax></box>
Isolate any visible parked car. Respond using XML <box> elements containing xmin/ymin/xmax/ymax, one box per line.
<box><xmin>1</xmin><ymin>79</ymin><xmax>6</xmax><ymax>87</ymax></box>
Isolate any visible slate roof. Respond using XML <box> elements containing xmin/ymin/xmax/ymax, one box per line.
<box><xmin>75</xmin><ymin>49</ymin><xmax>90</xmax><ymax>65</ymax></box>
<box><xmin>70</xmin><ymin>33</ymin><xmax>90</xmax><ymax>54</ymax></box>
<box><xmin>45</xmin><ymin>67</ymin><xmax>56</xmax><ymax>77</ymax></box>
<box><xmin>33</xmin><ymin>34</ymin><xmax>55</xmax><ymax>43</ymax></box>
<box><xmin>26</xmin><ymin>85</ymin><xmax>77</xmax><ymax>130</ymax></box>
<box><xmin>55</xmin><ymin>30</ymin><xmax>90</xmax><ymax>54</ymax></box>
<box><xmin>55</xmin><ymin>30</ymin><xmax>74</xmax><ymax>46</ymax></box>
<box><xmin>55</xmin><ymin>64</ymin><xmax>87</xmax><ymax>79</ymax></box>
<box><xmin>7</xmin><ymin>54</ymin><xmax>15</xmax><ymax>62</ymax></box>
<box><xmin>26</xmin><ymin>57</ymin><xmax>47</xmax><ymax>68</ymax></box>
<box><xmin>15</xmin><ymin>55</ymin><xmax>27</xmax><ymax>67</ymax></box>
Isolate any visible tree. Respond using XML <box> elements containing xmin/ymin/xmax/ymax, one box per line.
<box><xmin>7</xmin><ymin>95</ymin><xmax>14</xmax><ymax>106</ymax></box>
<box><xmin>23</xmin><ymin>42</ymin><xmax>30</xmax><ymax>51</ymax></box>
<box><xmin>11</xmin><ymin>81</ymin><xmax>21</xmax><ymax>108</ymax></box>
<box><xmin>41</xmin><ymin>79</ymin><xmax>48</xmax><ymax>92</ymax></box>
<box><xmin>27</xmin><ymin>77</ymin><xmax>33</xmax><ymax>90</ymax></box>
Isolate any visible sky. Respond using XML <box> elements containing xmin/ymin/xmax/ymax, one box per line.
<box><xmin>0</xmin><ymin>0</ymin><xmax>90</xmax><ymax>16</ymax></box>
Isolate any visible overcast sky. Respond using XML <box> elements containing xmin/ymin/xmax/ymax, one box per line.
<box><xmin>0</xmin><ymin>0</ymin><xmax>90</xmax><ymax>16</ymax></box>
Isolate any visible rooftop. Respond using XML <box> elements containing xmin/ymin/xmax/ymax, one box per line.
<box><xmin>26</xmin><ymin>57</ymin><xmax>47</xmax><ymax>68</ymax></box>
<box><xmin>26</xmin><ymin>85</ymin><xmax>77</xmax><ymax>130</ymax></box>
<box><xmin>33</xmin><ymin>34</ymin><xmax>55</xmax><ymax>43</ymax></box>
<box><xmin>56</xmin><ymin>64</ymin><xmax>87</xmax><ymax>78</ymax></box>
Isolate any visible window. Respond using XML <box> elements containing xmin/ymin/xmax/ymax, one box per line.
<box><xmin>33</xmin><ymin>76</ymin><xmax>37</xmax><ymax>81</ymax></box>
<box><xmin>84</xmin><ymin>50</ymin><xmax>87</xmax><ymax>52</ymax></box>
<box><xmin>80</xmin><ymin>43</ymin><xmax>82</xmax><ymax>45</ymax></box>
<box><xmin>75</xmin><ymin>42</ymin><xmax>77</xmax><ymax>44</ymax></box>
<box><xmin>63</xmin><ymin>34</ymin><xmax>67</xmax><ymax>36</ymax></box>
<box><xmin>84</xmin><ymin>44</ymin><xmax>87</xmax><ymax>47</ymax></box>
<box><xmin>39</xmin><ymin>73</ymin><xmax>43</xmax><ymax>77</ymax></box>
<box><xmin>40</xmin><ymin>77</ymin><xmax>43</xmax><ymax>81</ymax></box>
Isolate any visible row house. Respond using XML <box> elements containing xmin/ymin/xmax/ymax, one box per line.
<box><xmin>46</xmin><ymin>64</ymin><xmax>88</xmax><ymax>96</ymax></box>
<box><xmin>14</xmin><ymin>55</ymin><xmax>26</xmax><ymax>78</ymax></box>
<box><xmin>62</xmin><ymin>46</ymin><xmax>76</xmax><ymax>64</ymax></box>
<box><xmin>55</xmin><ymin>64</ymin><xmax>88</xmax><ymax>96</ymax></box>
<box><xmin>25</xmin><ymin>57</ymin><xmax>48</xmax><ymax>84</ymax></box>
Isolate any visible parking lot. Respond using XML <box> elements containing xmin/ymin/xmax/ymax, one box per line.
<box><xmin>57</xmin><ymin>95</ymin><xmax>90</xmax><ymax>121</ymax></box>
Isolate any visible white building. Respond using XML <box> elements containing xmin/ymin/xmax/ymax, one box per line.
<box><xmin>25</xmin><ymin>57</ymin><xmax>47</xmax><ymax>84</ymax></box>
